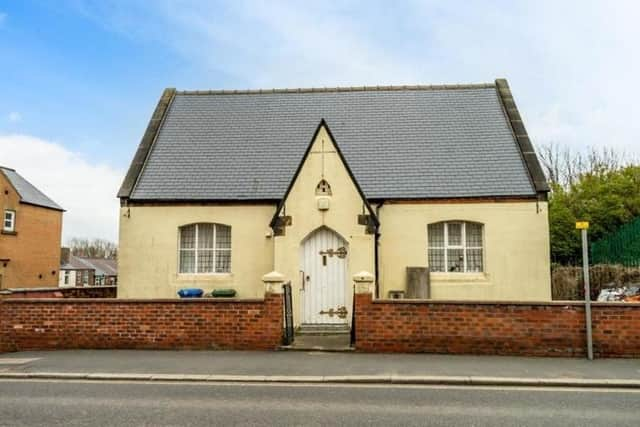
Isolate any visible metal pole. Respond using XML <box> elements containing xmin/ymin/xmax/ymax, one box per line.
<box><xmin>582</xmin><ymin>229</ymin><xmax>594</xmax><ymax>360</ymax></box>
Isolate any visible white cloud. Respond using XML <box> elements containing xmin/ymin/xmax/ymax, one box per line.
<box><xmin>7</xmin><ymin>112</ymin><xmax>21</xmax><ymax>122</ymax></box>
<box><xmin>75</xmin><ymin>0</ymin><xmax>640</xmax><ymax>157</ymax></box>
<box><xmin>0</xmin><ymin>134</ymin><xmax>123</xmax><ymax>243</ymax></box>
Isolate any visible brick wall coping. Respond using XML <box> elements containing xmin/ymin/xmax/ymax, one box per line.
<box><xmin>0</xmin><ymin>297</ymin><xmax>269</xmax><ymax>304</ymax></box>
<box><xmin>2</xmin><ymin>286</ymin><xmax>117</xmax><ymax>293</ymax></box>
<box><xmin>371</xmin><ymin>297</ymin><xmax>640</xmax><ymax>307</ymax></box>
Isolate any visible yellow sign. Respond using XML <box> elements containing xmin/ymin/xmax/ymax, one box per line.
<box><xmin>576</xmin><ymin>221</ymin><xmax>589</xmax><ymax>230</ymax></box>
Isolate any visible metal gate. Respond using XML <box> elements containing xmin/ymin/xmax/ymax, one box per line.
<box><xmin>282</xmin><ymin>281</ymin><xmax>294</xmax><ymax>345</ymax></box>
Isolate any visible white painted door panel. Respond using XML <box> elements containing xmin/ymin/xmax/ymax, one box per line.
<box><xmin>300</xmin><ymin>228</ymin><xmax>348</xmax><ymax>324</ymax></box>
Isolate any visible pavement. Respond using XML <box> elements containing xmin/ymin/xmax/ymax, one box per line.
<box><xmin>2</xmin><ymin>380</ymin><xmax>640</xmax><ymax>426</ymax></box>
<box><xmin>1</xmin><ymin>350</ymin><xmax>639</xmax><ymax>387</ymax></box>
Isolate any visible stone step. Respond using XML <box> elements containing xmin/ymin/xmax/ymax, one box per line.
<box><xmin>296</xmin><ymin>324</ymin><xmax>351</xmax><ymax>336</ymax></box>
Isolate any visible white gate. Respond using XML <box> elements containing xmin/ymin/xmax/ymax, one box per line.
<box><xmin>300</xmin><ymin>227</ymin><xmax>348</xmax><ymax>324</ymax></box>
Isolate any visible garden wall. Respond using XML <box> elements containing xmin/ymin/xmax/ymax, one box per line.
<box><xmin>0</xmin><ymin>293</ymin><xmax>282</xmax><ymax>352</ymax></box>
<box><xmin>0</xmin><ymin>286</ymin><xmax>117</xmax><ymax>299</ymax></box>
<box><xmin>354</xmin><ymin>293</ymin><xmax>640</xmax><ymax>357</ymax></box>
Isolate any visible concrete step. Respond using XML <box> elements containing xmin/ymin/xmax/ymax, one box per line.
<box><xmin>296</xmin><ymin>324</ymin><xmax>351</xmax><ymax>336</ymax></box>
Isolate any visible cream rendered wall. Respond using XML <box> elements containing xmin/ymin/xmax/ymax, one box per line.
<box><xmin>378</xmin><ymin>201</ymin><xmax>551</xmax><ymax>301</ymax></box>
<box><xmin>273</xmin><ymin>125</ymin><xmax>375</xmax><ymax>325</ymax></box>
<box><xmin>118</xmin><ymin>205</ymin><xmax>275</xmax><ymax>298</ymax></box>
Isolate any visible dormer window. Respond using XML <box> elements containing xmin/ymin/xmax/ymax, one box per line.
<box><xmin>3</xmin><ymin>210</ymin><xmax>15</xmax><ymax>232</ymax></box>
<box><xmin>315</xmin><ymin>179</ymin><xmax>332</xmax><ymax>196</ymax></box>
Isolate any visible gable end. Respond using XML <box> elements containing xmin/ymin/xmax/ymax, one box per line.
<box><xmin>269</xmin><ymin>119</ymin><xmax>379</xmax><ymax>231</ymax></box>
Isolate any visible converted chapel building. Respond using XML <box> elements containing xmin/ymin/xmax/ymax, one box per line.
<box><xmin>118</xmin><ymin>79</ymin><xmax>551</xmax><ymax>326</ymax></box>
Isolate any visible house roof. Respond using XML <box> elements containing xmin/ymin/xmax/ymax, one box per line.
<box><xmin>86</xmin><ymin>258</ymin><xmax>117</xmax><ymax>276</ymax></box>
<box><xmin>0</xmin><ymin>166</ymin><xmax>64</xmax><ymax>211</ymax></box>
<box><xmin>61</xmin><ymin>255</ymin><xmax>117</xmax><ymax>276</ymax></box>
<box><xmin>119</xmin><ymin>79</ymin><xmax>548</xmax><ymax>202</ymax></box>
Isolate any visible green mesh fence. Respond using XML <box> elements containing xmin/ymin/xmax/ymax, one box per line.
<box><xmin>591</xmin><ymin>217</ymin><xmax>640</xmax><ymax>267</ymax></box>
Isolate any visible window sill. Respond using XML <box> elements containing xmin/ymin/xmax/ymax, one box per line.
<box><xmin>1</xmin><ymin>230</ymin><xmax>17</xmax><ymax>236</ymax></box>
<box><xmin>430</xmin><ymin>272</ymin><xmax>490</xmax><ymax>284</ymax></box>
<box><xmin>177</xmin><ymin>273</ymin><xmax>233</xmax><ymax>282</ymax></box>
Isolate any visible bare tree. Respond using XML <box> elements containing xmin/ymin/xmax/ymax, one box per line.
<box><xmin>67</xmin><ymin>238</ymin><xmax>118</xmax><ymax>259</ymax></box>
<box><xmin>537</xmin><ymin>143</ymin><xmax>631</xmax><ymax>189</ymax></box>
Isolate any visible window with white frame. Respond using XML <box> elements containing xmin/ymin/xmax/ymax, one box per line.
<box><xmin>3</xmin><ymin>210</ymin><xmax>15</xmax><ymax>232</ymax></box>
<box><xmin>428</xmin><ymin>221</ymin><xmax>484</xmax><ymax>273</ymax></box>
<box><xmin>179</xmin><ymin>223</ymin><xmax>231</xmax><ymax>274</ymax></box>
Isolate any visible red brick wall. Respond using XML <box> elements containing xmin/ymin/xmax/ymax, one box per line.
<box><xmin>592</xmin><ymin>305</ymin><xmax>640</xmax><ymax>357</ymax></box>
<box><xmin>354</xmin><ymin>293</ymin><xmax>640</xmax><ymax>358</ymax></box>
<box><xmin>0</xmin><ymin>293</ymin><xmax>282</xmax><ymax>352</ymax></box>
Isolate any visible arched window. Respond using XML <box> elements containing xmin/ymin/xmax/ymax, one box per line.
<box><xmin>427</xmin><ymin>221</ymin><xmax>483</xmax><ymax>273</ymax></box>
<box><xmin>179</xmin><ymin>223</ymin><xmax>231</xmax><ymax>274</ymax></box>
<box><xmin>315</xmin><ymin>179</ymin><xmax>332</xmax><ymax>196</ymax></box>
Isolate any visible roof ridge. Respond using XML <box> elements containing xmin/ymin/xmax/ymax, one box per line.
<box><xmin>175</xmin><ymin>82</ymin><xmax>496</xmax><ymax>96</ymax></box>
<box><xmin>0</xmin><ymin>166</ymin><xmax>16</xmax><ymax>171</ymax></box>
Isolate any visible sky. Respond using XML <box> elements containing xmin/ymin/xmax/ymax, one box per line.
<box><xmin>0</xmin><ymin>0</ymin><xmax>639</xmax><ymax>243</ymax></box>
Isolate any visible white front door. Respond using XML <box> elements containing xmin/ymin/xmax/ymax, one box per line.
<box><xmin>300</xmin><ymin>227</ymin><xmax>348</xmax><ymax>324</ymax></box>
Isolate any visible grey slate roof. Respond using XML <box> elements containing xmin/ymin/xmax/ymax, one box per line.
<box><xmin>128</xmin><ymin>84</ymin><xmax>538</xmax><ymax>201</ymax></box>
<box><xmin>61</xmin><ymin>255</ymin><xmax>117</xmax><ymax>276</ymax></box>
<box><xmin>0</xmin><ymin>167</ymin><xmax>64</xmax><ymax>210</ymax></box>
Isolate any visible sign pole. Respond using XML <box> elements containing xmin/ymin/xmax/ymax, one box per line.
<box><xmin>577</xmin><ymin>221</ymin><xmax>593</xmax><ymax>360</ymax></box>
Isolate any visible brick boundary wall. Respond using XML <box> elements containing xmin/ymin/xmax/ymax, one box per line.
<box><xmin>0</xmin><ymin>293</ymin><xmax>282</xmax><ymax>353</ymax></box>
<box><xmin>354</xmin><ymin>293</ymin><xmax>640</xmax><ymax>358</ymax></box>
<box><xmin>0</xmin><ymin>286</ymin><xmax>117</xmax><ymax>299</ymax></box>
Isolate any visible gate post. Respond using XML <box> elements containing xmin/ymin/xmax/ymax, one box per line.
<box><xmin>262</xmin><ymin>271</ymin><xmax>285</xmax><ymax>295</ymax></box>
<box><xmin>352</xmin><ymin>271</ymin><xmax>375</xmax><ymax>346</ymax></box>
<box><xmin>353</xmin><ymin>271</ymin><xmax>375</xmax><ymax>295</ymax></box>
<box><xmin>262</xmin><ymin>271</ymin><xmax>292</xmax><ymax>345</ymax></box>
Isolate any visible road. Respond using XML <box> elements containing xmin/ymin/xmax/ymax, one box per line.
<box><xmin>0</xmin><ymin>380</ymin><xmax>638</xmax><ymax>426</ymax></box>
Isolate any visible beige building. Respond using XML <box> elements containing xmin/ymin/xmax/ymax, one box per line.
<box><xmin>118</xmin><ymin>79</ymin><xmax>551</xmax><ymax>326</ymax></box>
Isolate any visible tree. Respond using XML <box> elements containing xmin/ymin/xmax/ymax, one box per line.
<box><xmin>538</xmin><ymin>143</ymin><xmax>640</xmax><ymax>264</ymax></box>
<box><xmin>67</xmin><ymin>238</ymin><xmax>118</xmax><ymax>259</ymax></box>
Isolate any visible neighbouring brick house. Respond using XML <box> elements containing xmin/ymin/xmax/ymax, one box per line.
<box><xmin>0</xmin><ymin>166</ymin><xmax>64</xmax><ymax>289</ymax></box>
<box><xmin>59</xmin><ymin>248</ymin><xmax>118</xmax><ymax>287</ymax></box>
<box><xmin>118</xmin><ymin>79</ymin><xmax>551</xmax><ymax>328</ymax></box>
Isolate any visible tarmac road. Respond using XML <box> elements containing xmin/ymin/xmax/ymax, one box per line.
<box><xmin>0</xmin><ymin>379</ymin><xmax>638</xmax><ymax>426</ymax></box>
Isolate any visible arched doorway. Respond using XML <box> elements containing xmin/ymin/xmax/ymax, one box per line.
<box><xmin>299</xmin><ymin>227</ymin><xmax>349</xmax><ymax>325</ymax></box>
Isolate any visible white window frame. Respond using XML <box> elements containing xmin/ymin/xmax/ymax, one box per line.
<box><xmin>178</xmin><ymin>223</ymin><xmax>232</xmax><ymax>275</ymax></box>
<box><xmin>428</xmin><ymin>221</ymin><xmax>484</xmax><ymax>273</ymax></box>
<box><xmin>3</xmin><ymin>210</ymin><xmax>16</xmax><ymax>232</ymax></box>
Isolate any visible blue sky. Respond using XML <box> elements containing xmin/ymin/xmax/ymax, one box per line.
<box><xmin>0</xmin><ymin>1</ymin><xmax>639</xmax><ymax>241</ymax></box>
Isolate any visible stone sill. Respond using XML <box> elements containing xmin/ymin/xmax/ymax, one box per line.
<box><xmin>430</xmin><ymin>272</ymin><xmax>489</xmax><ymax>284</ymax></box>
<box><xmin>176</xmin><ymin>273</ymin><xmax>234</xmax><ymax>281</ymax></box>
<box><xmin>1</xmin><ymin>230</ymin><xmax>17</xmax><ymax>236</ymax></box>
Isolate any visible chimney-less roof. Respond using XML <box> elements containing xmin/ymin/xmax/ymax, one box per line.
<box><xmin>0</xmin><ymin>167</ymin><xmax>64</xmax><ymax>211</ymax></box>
<box><xmin>119</xmin><ymin>79</ymin><xmax>548</xmax><ymax>202</ymax></box>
